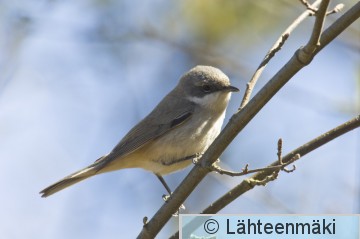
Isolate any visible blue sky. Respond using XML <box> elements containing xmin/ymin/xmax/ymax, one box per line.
<box><xmin>0</xmin><ymin>1</ymin><xmax>359</xmax><ymax>238</ymax></box>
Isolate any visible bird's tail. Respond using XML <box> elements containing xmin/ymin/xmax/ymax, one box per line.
<box><xmin>40</xmin><ymin>165</ymin><xmax>98</xmax><ymax>198</ymax></box>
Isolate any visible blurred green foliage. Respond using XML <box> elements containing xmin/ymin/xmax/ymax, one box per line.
<box><xmin>180</xmin><ymin>0</ymin><xmax>295</xmax><ymax>43</ymax></box>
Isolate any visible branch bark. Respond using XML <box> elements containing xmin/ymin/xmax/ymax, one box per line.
<box><xmin>200</xmin><ymin>114</ymin><xmax>360</xmax><ymax>214</ymax></box>
<box><xmin>170</xmin><ymin>114</ymin><xmax>360</xmax><ymax>238</ymax></box>
<box><xmin>137</xmin><ymin>1</ymin><xmax>360</xmax><ymax>238</ymax></box>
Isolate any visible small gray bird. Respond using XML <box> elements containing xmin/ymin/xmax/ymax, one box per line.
<box><xmin>40</xmin><ymin>65</ymin><xmax>239</xmax><ymax>197</ymax></box>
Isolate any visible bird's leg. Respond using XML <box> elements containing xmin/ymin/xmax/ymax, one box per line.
<box><xmin>155</xmin><ymin>174</ymin><xmax>185</xmax><ymax>214</ymax></box>
<box><xmin>156</xmin><ymin>174</ymin><xmax>172</xmax><ymax>195</ymax></box>
<box><xmin>154</xmin><ymin>154</ymin><xmax>202</xmax><ymax>213</ymax></box>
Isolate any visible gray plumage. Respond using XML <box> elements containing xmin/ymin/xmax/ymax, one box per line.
<box><xmin>40</xmin><ymin>65</ymin><xmax>238</xmax><ymax>197</ymax></box>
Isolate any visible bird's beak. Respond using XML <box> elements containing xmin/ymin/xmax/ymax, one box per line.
<box><xmin>225</xmin><ymin>85</ymin><xmax>240</xmax><ymax>92</ymax></box>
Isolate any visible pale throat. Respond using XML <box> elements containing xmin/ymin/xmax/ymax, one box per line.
<box><xmin>187</xmin><ymin>92</ymin><xmax>231</xmax><ymax>111</ymax></box>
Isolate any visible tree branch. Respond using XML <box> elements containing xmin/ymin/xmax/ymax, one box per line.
<box><xmin>137</xmin><ymin>2</ymin><xmax>360</xmax><ymax>238</ymax></box>
<box><xmin>170</xmin><ymin>114</ymin><xmax>360</xmax><ymax>239</ymax></box>
<box><xmin>240</xmin><ymin>0</ymin><xmax>322</xmax><ymax>109</ymax></box>
<box><xmin>201</xmin><ymin>114</ymin><xmax>360</xmax><ymax>214</ymax></box>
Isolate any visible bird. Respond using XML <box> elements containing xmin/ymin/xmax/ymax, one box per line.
<box><xmin>40</xmin><ymin>65</ymin><xmax>239</xmax><ymax>198</ymax></box>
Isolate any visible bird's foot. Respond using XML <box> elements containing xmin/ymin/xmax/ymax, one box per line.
<box><xmin>162</xmin><ymin>194</ymin><xmax>186</xmax><ymax>216</ymax></box>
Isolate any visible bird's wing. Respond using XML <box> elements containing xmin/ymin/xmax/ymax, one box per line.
<box><xmin>93</xmin><ymin>93</ymin><xmax>195</xmax><ymax>168</ymax></box>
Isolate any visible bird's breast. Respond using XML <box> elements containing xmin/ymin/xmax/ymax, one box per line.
<box><xmin>142</xmin><ymin>109</ymin><xmax>226</xmax><ymax>175</ymax></box>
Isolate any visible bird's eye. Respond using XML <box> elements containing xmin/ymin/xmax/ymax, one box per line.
<box><xmin>202</xmin><ymin>84</ymin><xmax>211</xmax><ymax>92</ymax></box>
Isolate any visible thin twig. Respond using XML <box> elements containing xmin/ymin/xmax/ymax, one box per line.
<box><xmin>315</xmin><ymin>2</ymin><xmax>360</xmax><ymax>55</ymax></box>
<box><xmin>298</xmin><ymin>0</ymin><xmax>330</xmax><ymax>64</ymax></box>
<box><xmin>299</xmin><ymin>0</ymin><xmax>318</xmax><ymax>12</ymax></box>
<box><xmin>308</xmin><ymin>0</ymin><xmax>330</xmax><ymax>47</ymax></box>
<box><xmin>208</xmin><ymin>138</ymin><xmax>299</xmax><ymax>177</ymax></box>
<box><xmin>327</xmin><ymin>3</ymin><xmax>345</xmax><ymax>15</ymax></box>
<box><xmin>210</xmin><ymin>153</ymin><xmax>299</xmax><ymax>177</ymax></box>
<box><xmin>277</xmin><ymin>138</ymin><xmax>283</xmax><ymax>164</ymax></box>
<box><xmin>239</xmin><ymin>0</ymin><xmax>322</xmax><ymax>109</ymax></box>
